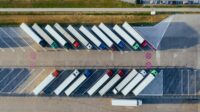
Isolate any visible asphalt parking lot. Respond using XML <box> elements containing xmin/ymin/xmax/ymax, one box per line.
<box><xmin>0</xmin><ymin>68</ymin><xmax>31</xmax><ymax>94</ymax></box>
<box><xmin>163</xmin><ymin>68</ymin><xmax>200</xmax><ymax>95</ymax></box>
<box><xmin>0</xmin><ymin>23</ymin><xmax>152</xmax><ymax>53</ymax></box>
<box><xmin>0</xmin><ymin>68</ymin><xmax>198</xmax><ymax>97</ymax></box>
<box><xmin>1</xmin><ymin>67</ymin><xmax>194</xmax><ymax>98</ymax></box>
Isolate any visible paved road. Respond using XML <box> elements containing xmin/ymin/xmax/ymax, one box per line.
<box><xmin>0</xmin><ymin>8</ymin><xmax>200</xmax><ymax>12</ymax></box>
<box><xmin>0</xmin><ymin>49</ymin><xmax>198</xmax><ymax>69</ymax></box>
<box><xmin>0</xmin><ymin>97</ymin><xmax>198</xmax><ymax>112</ymax></box>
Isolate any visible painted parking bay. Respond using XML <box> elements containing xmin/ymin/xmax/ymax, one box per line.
<box><xmin>0</xmin><ymin>68</ymin><xmax>31</xmax><ymax>94</ymax></box>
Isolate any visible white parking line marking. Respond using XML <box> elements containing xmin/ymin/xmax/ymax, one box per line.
<box><xmin>0</xmin><ymin>69</ymin><xmax>24</xmax><ymax>92</ymax></box>
<box><xmin>194</xmin><ymin>70</ymin><xmax>197</xmax><ymax>96</ymax></box>
<box><xmin>181</xmin><ymin>69</ymin><xmax>183</xmax><ymax>95</ymax></box>
<box><xmin>0</xmin><ymin>36</ymin><xmax>15</xmax><ymax>52</ymax></box>
<box><xmin>39</xmin><ymin>44</ymin><xmax>47</xmax><ymax>52</ymax></box>
<box><xmin>187</xmin><ymin>70</ymin><xmax>190</xmax><ymax>95</ymax></box>
<box><xmin>65</xmin><ymin>49</ymin><xmax>69</xmax><ymax>52</ymax></box>
<box><xmin>10</xmin><ymin>28</ymin><xmax>37</xmax><ymax>52</ymax></box>
<box><xmin>0</xmin><ymin>28</ymin><xmax>25</xmax><ymax>52</ymax></box>
<box><xmin>11</xmin><ymin>69</ymin><xmax>35</xmax><ymax>93</ymax></box>
<box><xmin>0</xmin><ymin>45</ymin><xmax>5</xmax><ymax>52</ymax></box>
<box><xmin>124</xmin><ymin>51</ymin><xmax>129</xmax><ymax>53</ymax></box>
<box><xmin>0</xmin><ymin>69</ymin><xmax>3</xmax><ymax>73</ymax></box>
<box><xmin>19</xmin><ymin>69</ymin><xmax>45</xmax><ymax>93</ymax></box>
<box><xmin>0</xmin><ymin>68</ymin><xmax>14</xmax><ymax>83</ymax></box>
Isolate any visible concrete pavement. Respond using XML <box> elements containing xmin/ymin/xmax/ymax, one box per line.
<box><xmin>0</xmin><ymin>97</ymin><xmax>198</xmax><ymax>112</ymax></box>
<box><xmin>0</xmin><ymin>48</ymin><xmax>198</xmax><ymax>69</ymax></box>
<box><xmin>0</xmin><ymin>8</ymin><xmax>200</xmax><ymax>12</ymax></box>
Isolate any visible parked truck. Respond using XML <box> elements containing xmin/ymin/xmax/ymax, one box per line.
<box><xmin>91</xmin><ymin>25</ymin><xmax>115</xmax><ymax>50</ymax></box>
<box><xmin>111</xmin><ymin>99</ymin><xmax>142</xmax><ymax>107</ymax></box>
<box><xmin>113</xmin><ymin>25</ymin><xmax>139</xmax><ymax>50</ymax></box>
<box><xmin>79</xmin><ymin>25</ymin><xmax>106</xmax><ymax>50</ymax></box>
<box><xmin>99</xmin><ymin>70</ymin><xmax>124</xmax><ymax>96</ymax></box>
<box><xmin>54</xmin><ymin>23</ymin><xmax>80</xmax><ymax>48</ymax></box>
<box><xmin>33</xmin><ymin>70</ymin><xmax>59</xmax><ymax>95</ymax></box>
<box><xmin>20</xmin><ymin>23</ymin><xmax>46</xmax><ymax>47</ymax></box>
<box><xmin>122</xmin><ymin>22</ymin><xmax>148</xmax><ymax>47</ymax></box>
<box><xmin>87</xmin><ymin>70</ymin><xmax>113</xmax><ymax>96</ymax></box>
<box><xmin>67</xmin><ymin>25</ymin><xmax>92</xmax><ymax>49</ymax></box>
<box><xmin>45</xmin><ymin>25</ymin><xmax>69</xmax><ymax>48</ymax></box>
<box><xmin>132</xmin><ymin>70</ymin><xmax>158</xmax><ymax>96</ymax></box>
<box><xmin>65</xmin><ymin>70</ymin><xmax>92</xmax><ymax>96</ymax></box>
<box><xmin>121</xmin><ymin>70</ymin><xmax>147</xmax><ymax>96</ymax></box>
<box><xmin>54</xmin><ymin>69</ymin><xmax>80</xmax><ymax>95</ymax></box>
<box><xmin>98</xmin><ymin>23</ymin><xmax>125</xmax><ymax>49</ymax></box>
<box><xmin>32</xmin><ymin>23</ymin><xmax>58</xmax><ymax>48</ymax></box>
<box><xmin>112</xmin><ymin>69</ymin><xmax>138</xmax><ymax>94</ymax></box>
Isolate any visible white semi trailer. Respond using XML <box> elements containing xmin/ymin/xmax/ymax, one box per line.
<box><xmin>79</xmin><ymin>25</ymin><xmax>106</xmax><ymax>50</ymax></box>
<box><xmin>99</xmin><ymin>70</ymin><xmax>124</xmax><ymax>96</ymax></box>
<box><xmin>33</xmin><ymin>70</ymin><xmax>59</xmax><ymax>95</ymax></box>
<box><xmin>45</xmin><ymin>25</ymin><xmax>69</xmax><ymax>48</ymax></box>
<box><xmin>122</xmin><ymin>22</ymin><xmax>148</xmax><ymax>47</ymax></box>
<box><xmin>65</xmin><ymin>70</ymin><xmax>92</xmax><ymax>96</ymax></box>
<box><xmin>54</xmin><ymin>69</ymin><xmax>80</xmax><ymax>95</ymax></box>
<box><xmin>132</xmin><ymin>70</ymin><xmax>158</xmax><ymax>96</ymax></box>
<box><xmin>111</xmin><ymin>99</ymin><xmax>142</xmax><ymax>107</ymax></box>
<box><xmin>87</xmin><ymin>70</ymin><xmax>113</xmax><ymax>96</ymax></box>
<box><xmin>67</xmin><ymin>25</ymin><xmax>92</xmax><ymax>49</ymax></box>
<box><xmin>121</xmin><ymin>70</ymin><xmax>147</xmax><ymax>96</ymax></box>
<box><xmin>113</xmin><ymin>25</ymin><xmax>139</xmax><ymax>50</ymax></box>
<box><xmin>54</xmin><ymin>23</ymin><xmax>80</xmax><ymax>48</ymax></box>
<box><xmin>91</xmin><ymin>25</ymin><xmax>115</xmax><ymax>50</ymax></box>
<box><xmin>32</xmin><ymin>23</ymin><xmax>58</xmax><ymax>48</ymax></box>
<box><xmin>112</xmin><ymin>69</ymin><xmax>138</xmax><ymax>94</ymax></box>
<box><xmin>98</xmin><ymin>23</ymin><xmax>125</xmax><ymax>49</ymax></box>
<box><xmin>20</xmin><ymin>23</ymin><xmax>46</xmax><ymax>47</ymax></box>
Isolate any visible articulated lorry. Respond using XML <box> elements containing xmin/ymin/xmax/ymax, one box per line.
<box><xmin>113</xmin><ymin>25</ymin><xmax>139</xmax><ymax>50</ymax></box>
<box><xmin>54</xmin><ymin>23</ymin><xmax>80</xmax><ymax>48</ymax></box>
<box><xmin>112</xmin><ymin>69</ymin><xmax>138</xmax><ymax>94</ymax></box>
<box><xmin>67</xmin><ymin>25</ymin><xmax>92</xmax><ymax>49</ymax></box>
<box><xmin>121</xmin><ymin>70</ymin><xmax>147</xmax><ymax>96</ymax></box>
<box><xmin>122</xmin><ymin>22</ymin><xmax>148</xmax><ymax>47</ymax></box>
<box><xmin>91</xmin><ymin>25</ymin><xmax>115</xmax><ymax>50</ymax></box>
<box><xmin>99</xmin><ymin>70</ymin><xmax>124</xmax><ymax>96</ymax></box>
<box><xmin>32</xmin><ymin>23</ymin><xmax>58</xmax><ymax>48</ymax></box>
<box><xmin>111</xmin><ymin>99</ymin><xmax>142</xmax><ymax>106</ymax></box>
<box><xmin>99</xmin><ymin>23</ymin><xmax>125</xmax><ymax>49</ymax></box>
<box><xmin>87</xmin><ymin>70</ymin><xmax>113</xmax><ymax>96</ymax></box>
<box><xmin>33</xmin><ymin>70</ymin><xmax>59</xmax><ymax>95</ymax></box>
<box><xmin>79</xmin><ymin>25</ymin><xmax>106</xmax><ymax>50</ymax></box>
<box><xmin>132</xmin><ymin>70</ymin><xmax>158</xmax><ymax>96</ymax></box>
<box><xmin>65</xmin><ymin>70</ymin><xmax>92</xmax><ymax>96</ymax></box>
<box><xmin>20</xmin><ymin>23</ymin><xmax>46</xmax><ymax>47</ymax></box>
<box><xmin>54</xmin><ymin>69</ymin><xmax>80</xmax><ymax>95</ymax></box>
<box><xmin>45</xmin><ymin>25</ymin><xmax>69</xmax><ymax>48</ymax></box>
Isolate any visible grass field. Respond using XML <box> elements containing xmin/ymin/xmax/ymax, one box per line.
<box><xmin>0</xmin><ymin>0</ymin><xmax>137</xmax><ymax>8</ymax></box>
<box><xmin>0</xmin><ymin>14</ymin><xmax>169</xmax><ymax>26</ymax></box>
<box><xmin>0</xmin><ymin>0</ymin><xmax>199</xmax><ymax>8</ymax></box>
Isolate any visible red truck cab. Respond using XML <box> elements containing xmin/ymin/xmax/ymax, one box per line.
<box><xmin>107</xmin><ymin>70</ymin><xmax>113</xmax><ymax>77</ymax></box>
<box><xmin>141</xmin><ymin>40</ymin><xmax>148</xmax><ymax>47</ymax></box>
<box><xmin>73</xmin><ymin>41</ymin><xmax>80</xmax><ymax>48</ymax></box>
<box><xmin>52</xmin><ymin>70</ymin><xmax>59</xmax><ymax>77</ymax></box>
<box><xmin>118</xmin><ymin>69</ymin><xmax>125</xmax><ymax>77</ymax></box>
